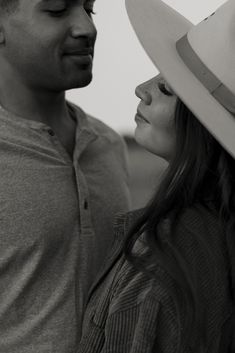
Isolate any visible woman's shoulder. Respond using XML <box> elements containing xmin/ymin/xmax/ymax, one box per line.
<box><xmin>173</xmin><ymin>202</ymin><xmax>226</xmax><ymax>257</ymax></box>
<box><xmin>178</xmin><ymin>202</ymin><xmax>222</xmax><ymax>230</ymax></box>
<box><xmin>111</xmin><ymin>202</ymin><xmax>226</xmax><ymax>308</ymax></box>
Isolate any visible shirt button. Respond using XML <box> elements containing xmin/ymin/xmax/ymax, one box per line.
<box><xmin>48</xmin><ymin>129</ymin><xmax>55</xmax><ymax>136</ymax></box>
<box><xmin>84</xmin><ymin>200</ymin><xmax>88</xmax><ymax>210</ymax></box>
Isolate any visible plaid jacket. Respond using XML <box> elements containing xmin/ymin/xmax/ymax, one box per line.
<box><xmin>78</xmin><ymin>205</ymin><xmax>234</xmax><ymax>353</ymax></box>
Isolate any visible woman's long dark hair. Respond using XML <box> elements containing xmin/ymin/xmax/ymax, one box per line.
<box><xmin>124</xmin><ymin>99</ymin><xmax>235</xmax><ymax>352</ymax></box>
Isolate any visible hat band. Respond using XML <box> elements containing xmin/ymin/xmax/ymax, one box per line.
<box><xmin>176</xmin><ymin>34</ymin><xmax>235</xmax><ymax>115</ymax></box>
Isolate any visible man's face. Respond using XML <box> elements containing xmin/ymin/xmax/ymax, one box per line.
<box><xmin>0</xmin><ymin>0</ymin><xmax>97</xmax><ymax>92</ymax></box>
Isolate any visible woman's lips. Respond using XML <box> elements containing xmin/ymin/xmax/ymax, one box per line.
<box><xmin>135</xmin><ymin>110</ymin><xmax>150</xmax><ymax>123</ymax></box>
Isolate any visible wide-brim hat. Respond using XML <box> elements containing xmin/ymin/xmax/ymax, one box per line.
<box><xmin>125</xmin><ymin>0</ymin><xmax>235</xmax><ymax>159</ymax></box>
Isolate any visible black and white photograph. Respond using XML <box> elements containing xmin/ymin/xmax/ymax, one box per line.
<box><xmin>0</xmin><ymin>0</ymin><xmax>234</xmax><ymax>352</ymax></box>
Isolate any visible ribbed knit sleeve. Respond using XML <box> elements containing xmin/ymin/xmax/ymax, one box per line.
<box><xmin>104</xmin><ymin>293</ymin><xmax>180</xmax><ymax>353</ymax></box>
<box><xmin>96</xmin><ymin>256</ymin><xmax>181</xmax><ymax>353</ymax></box>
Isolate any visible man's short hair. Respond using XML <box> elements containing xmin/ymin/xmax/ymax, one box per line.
<box><xmin>0</xmin><ymin>0</ymin><xmax>19</xmax><ymax>14</ymax></box>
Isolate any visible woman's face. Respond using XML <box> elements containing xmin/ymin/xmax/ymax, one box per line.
<box><xmin>135</xmin><ymin>74</ymin><xmax>177</xmax><ymax>161</ymax></box>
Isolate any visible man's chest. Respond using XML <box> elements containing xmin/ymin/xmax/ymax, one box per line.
<box><xmin>0</xmin><ymin>157</ymin><xmax>79</xmax><ymax>248</ymax></box>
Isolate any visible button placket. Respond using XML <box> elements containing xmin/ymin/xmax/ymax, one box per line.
<box><xmin>72</xmin><ymin>126</ymin><xmax>98</xmax><ymax>235</ymax></box>
<box><xmin>47</xmin><ymin>128</ymin><xmax>55</xmax><ymax>137</ymax></box>
<box><xmin>44</xmin><ymin>127</ymin><xmax>72</xmax><ymax>164</ymax></box>
<box><xmin>73</xmin><ymin>161</ymin><xmax>94</xmax><ymax>235</ymax></box>
<box><xmin>84</xmin><ymin>199</ymin><xmax>89</xmax><ymax>210</ymax></box>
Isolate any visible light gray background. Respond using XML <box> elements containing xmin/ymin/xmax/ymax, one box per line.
<box><xmin>67</xmin><ymin>0</ymin><xmax>226</xmax><ymax>134</ymax></box>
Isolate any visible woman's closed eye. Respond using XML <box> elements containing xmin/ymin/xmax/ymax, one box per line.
<box><xmin>46</xmin><ymin>8</ymin><xmax>67</xmax><ymax>17</ymax></box>
<box><xmin>158</xmin><ymin>82</ymin><xmax>174</xmax><ymax>96</ymax></box>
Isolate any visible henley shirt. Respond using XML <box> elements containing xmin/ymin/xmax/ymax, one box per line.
<box><xmin>0</xmin><ymin>102</ymin><xmax>131</xmax><ymax>353</ymax></box>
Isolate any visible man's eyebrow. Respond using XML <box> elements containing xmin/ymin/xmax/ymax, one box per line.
<box><xmin>36</xmin><ymin>0</ymin><xmax>65</xmax><ymax>9</ymax></box>
<box><xmin>38</xmin><ymin>0</ymin><xmax>95</xmax><ymax>6</ymax></box>
<box><xmin>39</xmin><ymin>0</ymin><xmax>56</xmax><ymax>3</ymax></box>
<box><xmin>39</xmin><ymin>0</ymin><xmax>95</xmax><ymax>3</ymax></box>
<box><xmin>39</xmin><ymin>0</ymin><xmax>63</xmax><ymax>3</ymax></box>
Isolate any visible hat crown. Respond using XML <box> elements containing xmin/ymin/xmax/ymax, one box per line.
<box><xmin>188</xmin><ymin>0</ymin><xmax>235</xmax><ymax>95</ymax></box>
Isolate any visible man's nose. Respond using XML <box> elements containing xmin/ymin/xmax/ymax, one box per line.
<box><xmin>69</xmin><ymin>9</ymin><xmax>97</xmax><ymax>43</ymax></box>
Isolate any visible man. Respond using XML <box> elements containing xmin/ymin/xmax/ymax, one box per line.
<box><xmin>0</xmin><ymin>0</ymin><xmax>130</xmax><ymax>352</ymax></box>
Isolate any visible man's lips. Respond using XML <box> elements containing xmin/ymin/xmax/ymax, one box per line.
<box><xmin>64</xmin><ymin>48</ymin><xmax>94</xmax><ymax>56</ymax></box>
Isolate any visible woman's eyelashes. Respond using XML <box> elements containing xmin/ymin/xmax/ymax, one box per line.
<box><xmin>85</xmin><ymin>0</ymin><xmax>96</xmax><ymax>16</ymax></box>
<box><xmin>85</xmin><ymin>8</ymin><xmax>96</xmax><ymax>17</ymax></box>
<box><xmin>47</xmin><ymin>9</ymin><xmax>67</xmax><ymax>16</ymax></box>
<box><xmin>158</xmin><ymin>82</ymin><xmax>174</xmax><ymax>96</ymax></box>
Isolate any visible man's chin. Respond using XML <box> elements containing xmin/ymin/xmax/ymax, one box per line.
<box><xmin>66</xmin><ymin>72</ymin><xmax>93</xmax><ymax>90</ymax></box>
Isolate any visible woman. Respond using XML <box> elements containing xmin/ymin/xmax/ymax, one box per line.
<box><xmin>78</xmin><ymin>0</ymin><xmax>235</xmax><ymax>352</ymax></box>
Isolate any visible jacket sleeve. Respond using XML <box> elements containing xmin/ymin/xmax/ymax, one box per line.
<box><xmin>101</xmin><ymin>290</ymin><xmax>180</xmax><ymax>353</ymax></box>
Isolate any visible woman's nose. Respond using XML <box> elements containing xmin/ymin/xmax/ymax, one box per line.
<box><xmin>135</xmin><ymin>84</ymin><xmax>152</xmax><ymax>105</ymax></box>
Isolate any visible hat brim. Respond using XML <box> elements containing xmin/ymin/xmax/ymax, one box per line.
<box><xmin>126</xmin><ymin>0</ymin><xmax>235</xmax><ymax>158</ymax></box>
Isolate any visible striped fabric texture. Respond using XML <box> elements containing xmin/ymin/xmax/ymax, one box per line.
<box><xmin>78</xmin><ymin>204</ymin><xmax>234</xmax><ymax>353</ymax></box>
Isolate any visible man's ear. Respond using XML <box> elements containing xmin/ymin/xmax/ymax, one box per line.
<box><xmin>0</xmin><ymin>26</ymin><xmax>5</xmax><ymax>44</ymax></box>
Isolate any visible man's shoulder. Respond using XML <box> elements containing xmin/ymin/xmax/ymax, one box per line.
<box><xmin>70</xmin><ymin>103</ymin><xmax>124</xmax><ymax>145</ymax></box>
<box><xmin>87</xmin><ymin>113</ymin><xmax>124</xmax><ymax>145</ymax></box>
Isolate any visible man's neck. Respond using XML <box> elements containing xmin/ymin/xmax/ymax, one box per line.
<box><xmin>0</xmin><ymin>80</ymin><xmax>78</xmax><ymax>158</ymax></box>
<box><xmin>0</xmin><ymin>82</ymin><xmax>70</xmax><ymax>126</ymax></box>
<box><xmin>0</xmin><ymin>63</ymin><xmax>78</xmax><ymax>158</ymax></box>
